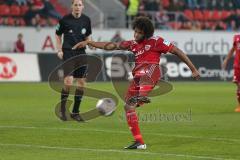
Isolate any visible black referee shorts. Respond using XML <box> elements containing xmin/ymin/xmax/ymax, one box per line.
<box><xmin>62</xmin><ymin>50</ymin><xmax>88</xmax><ymax>78</ymax></box>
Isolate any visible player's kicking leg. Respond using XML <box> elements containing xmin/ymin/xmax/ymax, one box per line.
<box><xmin>123</xmin><ymin>79</ymin><xmax>149</xmax><ymax>149</ymax></box>
<box><xmin>124</xmin><ymin>103</ymin><xmax>147</xmax><ymax>149</ymax></box>
<box><xmin>124</xmin><ymin>89</ymin><xmax>153</xmax><ymax>149</ymax></box>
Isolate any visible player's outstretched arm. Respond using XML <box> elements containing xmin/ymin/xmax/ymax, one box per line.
<box><xmin>222</xmin><ymin>46</ymin><xmax>235</xmax><ymax>70</ymax></box>
<box><xmin>88</xmin><ymin>41</ymin><xmax>119</xmax><ymax>50</ymax></box>
<box><xmin>72</xmin><ymin>40</ymin><xmax>130</xmax><ymax>51</ymax></box>
<box><xmin>85</xmin><ymin>36</ymin><xmax>95</xmax><ymax>50</ymax></box>
<box><xmin>170</xmin><ymin>46</ymin><xmax>200</xmax><ymax>80</ymax></box>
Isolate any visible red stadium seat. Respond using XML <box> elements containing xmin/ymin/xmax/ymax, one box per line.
<box><xmin>168</xmin><ymin>22</ymin><xmax>182</xmax><ymax>30</ymax></box>
<box><xmin>14</xmin><ymin>18</ymin><xmax>25</xmax><ymax>26</ymax></box>
<box><xmin>222</xmin><ymin>22</ymin><xmax>227</xmax><ymax>30</ymax></box>
<box><xmin>20</xmin><ymin>5</ymin><xmax>29</xmax><ymax>15</ymax></box>
<box><xmin>10</xmin><ymin>5</ymin><xmax>21</xmax><ymax>16</ymax></box>
<box><xmin>193</xmin><ymin>10</ymin><xmax>204</xmax><ymax>21</ymax></box>
<box><xmin>32</xmin><ymin>0</ymin><xmax>44</xmax><ymax>10</ymax></box>
<box><xmin>0</xmin><ymin>5</ymin><xmax>10</xmax><ymax>16</ymax></box>
<box><xmin>121</xmin><ymin>0</ymin><xmax>129</xmax><ymax>7</ymax></box>
<box><xmin>7</xmin><ymin>17</ymin><xmax>15</xmax><ymax>26</ymax></box>
<box><xmin>162</xmin><ymin>0</ymin><xmax>170</xmax><ymax>9</ymax></box>
<box><xmin>49</xmin><ymin>18</ymin><xmax>58</xmax><ymax>25</ymax></box>
<box><xmin>212</xmin><ymin>10</ymin><xmax>221</xmax><ymax>21</ymax></box>
<box><xmin>203</xmin><ymin>10</ymin><xmax>211</xmax><ymax>21</ymax></box>
<box><xmin>19</xmin><ymin>18</ymin><xmax>26</xmax><ymax>26</ymax></box>
<box><xmin>184</xmin><ymin>10</ymin><xmax>194</xmax><ymax>20</ymax></box>
<box><xmin>40</xmin><ymin>18</ymin><xmax>47</xmax><ymax>26</ymax></box>
<box><xmin>208</xmin><ymin>21</ymin><xmax>215</xmax><ymax>28</ymax></box>
<box><xmin>221</xmin><ymin>10</ymin><xmax>231</xmax><ymax>20</ymax></box>
<box><xmin>49</xmin><ymin>0</ymin><xmax>56</xmax><ymax>3</ymax></box>
<box><xmin>0</xmin><ymin>17</ymin><xmax>3</xmax><ymax>25</ymax></box>
<box><xmin>43</xmin><ymin>0</ymin><xmax>67</xmax><ymax>16</ymax></box>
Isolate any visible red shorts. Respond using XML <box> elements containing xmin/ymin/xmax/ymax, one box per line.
<box><xmin>233</xmin><ymin>67</ymin><xmax>240</xmax><ymax>83</ymax></box>
<box><xmin>125</xmin><ymin>64</ymin><xmax>160</xmax><ymax>105</ymax></box>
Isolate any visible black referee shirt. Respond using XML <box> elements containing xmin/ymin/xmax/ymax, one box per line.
<box><xmin>56</xmin><ymin>13</ymin><xmax>92</xmax><ymax>51</ymax></box>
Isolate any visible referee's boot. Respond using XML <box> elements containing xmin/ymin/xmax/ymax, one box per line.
<box><xmin>60</xmin><ymin>106</ymin><xmax>67</xmax><ymax>121</ymax></box>
<box><xmin>70</xmin><ymin>113</ymin><xmax>84</xmax><ymax>122</ymax></box>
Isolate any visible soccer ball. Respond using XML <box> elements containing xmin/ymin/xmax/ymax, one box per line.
<box><xmin>96</xmin><ymin>98</ymin><xmax>116</xmax><ymax>116</ymax></box>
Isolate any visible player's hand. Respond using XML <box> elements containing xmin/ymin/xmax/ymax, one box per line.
<box><xmin>222</xmin><ymin>60</ymin><xmax>227</xmax><ymax>70</ymax></box>
<box><xmin>72</xmin><ymin>41</ymin><xmax>88</xmax><ymax>50</ymax></box>
<box><xmin>57</xmin><ymin>51</ymin><xmax>63</xmax><ymax>60</ymax></box>
<box><xmin>88</xmin><ymin>44</ymin><xmax>96</xmax><ymax>50</ymax></box>
<box><xmin>192</xmin><ymin>70</ymin><xmax>200</xmax><ymax>80</ymax></box>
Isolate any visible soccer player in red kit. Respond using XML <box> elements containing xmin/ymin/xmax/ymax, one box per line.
<box><xmin>73</xmin><ymin>16</ymin><xmax>200</xmax><ymax>149</ymax></box>
<box><xmin>223</xmin><ymin>34</ymin><xmax>240</xmax><ymax>113</ymax></box>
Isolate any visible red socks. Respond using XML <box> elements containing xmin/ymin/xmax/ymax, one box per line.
<box><xmin>237</xmin><ymin>89</ymin><xmax>240</xmax><ymax>105</ymax></box>
<box><xmin>126</xmin><ymin>109</ymin><xmax>144</xmax><ymax>144</ymax></box>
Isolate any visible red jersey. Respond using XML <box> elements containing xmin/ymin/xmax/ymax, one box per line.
<box><xmin>14</xmin><ymin>40</ymin><xmax>25</xmax><ymax>53</ymax></box>
<box><xmin>121</xmin><ymin>36</ymin><xmax>174</xmax><ymax>65</ymax></box>
<box><xmin>123</xmin><ymin>36</ymin><xmax>173</xmax><ymax>104</ymax></box>
<box><xmin>234</xmin><ymin>35</ymin><xmax>240</xmax><ymax>68</ymax></box>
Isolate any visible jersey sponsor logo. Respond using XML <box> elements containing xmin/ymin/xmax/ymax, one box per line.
<box><xmin>163</xmin><ymin>40</ymin><xmax>170</xmax><ymax>46</ymax></box>
<box><xmin>135</xmin><ymin>49</ymin><xmax>145</xmax><ymax>57</ymax></box>
<box><xmin>134</xmin><ymin>45</ymin><xmax>151</xmax><ymax>57</ymax></box>
<box><xmin>135</xmin><ymin>45</ymin><xmax>151</xmax><ymax>57</ymax></box>
<box><xmin>81</xmin><ymin>28</ymin><xmax>87</xmax><ymax>34</ymax></box>
<box><xmin>0</xmin><ymin>56</ymin><xmax>17</xmax><ymax>79</ymax></box>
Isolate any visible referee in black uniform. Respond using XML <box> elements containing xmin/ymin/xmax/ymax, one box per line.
<box><xmin>55</xmin><ymin>0</ymin><xmax>92</xmax><ymax>121</ymax></box>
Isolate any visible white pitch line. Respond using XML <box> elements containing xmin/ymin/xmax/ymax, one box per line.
<box><xmin>0</xmin><ymin>143</ymin><xmax>234</xmax><ymax>160</ymax></box>
<box><xmin>0</xmin><ymin>125</ymin><xmax>240</xmax><ymax>144</ymax></box>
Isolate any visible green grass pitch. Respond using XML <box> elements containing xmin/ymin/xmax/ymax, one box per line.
<box><xmin>0</xmin><ymin>82</ymin><xmax>239</xmax><ymax>160</ymax></box>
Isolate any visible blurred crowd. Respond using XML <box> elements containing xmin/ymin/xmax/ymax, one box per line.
<box><xmin>123</xmin><ymin>0</ymin><xmax>240</xmax><ymax>31</ymax></box>
<box><xmin>0</xmin><ymin>0</ymin><xmax>63</xmax><ymax>27</ymax></box>
<box><xmin>1</xmin><ymin>0</ymin><xmax>240</xmax><ymax>31</ymax></box>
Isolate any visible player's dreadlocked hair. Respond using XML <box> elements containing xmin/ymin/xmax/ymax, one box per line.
<box><xmin>132</xmin><ymin>16</ymin><xmax>154</xmax><ymax>39</ymax></box>
<box><xmin>72</xmin><ymin>0</ymin><xmax>83</xmax><ymax>4</ymax></box>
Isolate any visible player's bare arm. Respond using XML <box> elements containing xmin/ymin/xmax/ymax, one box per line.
<box><xmin>85</xmin><ymin>36</ymin><xmax>92</xmax><ymax>43</ymax></box>
<box><xmin>85</xmin><ymin>36</ymin><xmax>96</xmax><ymax>50</ymax></box>
<box><xmin>170</xmin><ymin>46</ymin><xmax>200</xmax><ymax>80</ymax></box>
<box><xmin>55</xmin><ymin>34</ymin><xmax>63</xmax><ymax>59</ymax></box>
<box><xmin>222</xmin><ymin>46</ymin><xmax>235</xmax><ymax>70</ymax></box>
<box><xmin>72</xmin><ymin>40</ymin><xmax>130</xmax><ymax>51</ymax></box>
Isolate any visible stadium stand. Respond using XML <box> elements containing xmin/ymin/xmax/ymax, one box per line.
<box><xmin>121</xmin><ymin>0</ymin><xmax>240</xmax><ymax>31</ymax></box>
<box><xmin>0</xmin><ymin>0</ymin><xmax>66</xmax><ymax>27</ymax></box>
<box><xmin>0</xmin><ymin>0</ymin><xmax>240</xmax><ymax>30</ymax></box>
